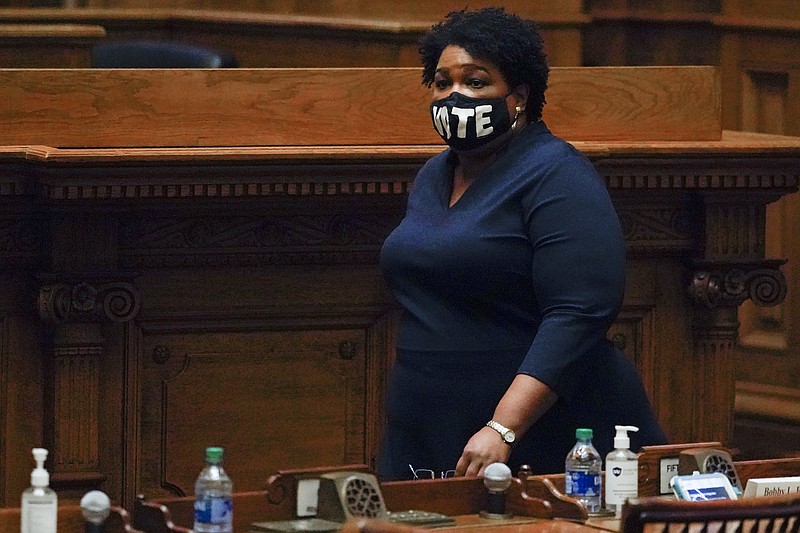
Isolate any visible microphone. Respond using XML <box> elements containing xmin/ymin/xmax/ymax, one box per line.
<box><xmin>80</xmin><ymin>490</ymin><xmax>111</xmax><ymax>533</ymax></box>
<box><xmin>482</xmin><ymin>462</ymin><xmax>513</xmax><ymax>518</ymax></box>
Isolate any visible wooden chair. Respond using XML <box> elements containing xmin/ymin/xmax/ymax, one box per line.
<box><xmin>91</xmin><ymin>40</ymin><xmax>238</xmax><ymax>68</ymax></box>
<box><xmin>620</xmin><ymin>493</ymin><xmax>800</xmax><ymax>533</ymax></box>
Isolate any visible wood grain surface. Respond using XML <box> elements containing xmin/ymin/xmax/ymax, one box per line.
<box><xmin>0</xmin><ymin>66</ymin><xmax>720</xmax><ymax>148</ymax></box>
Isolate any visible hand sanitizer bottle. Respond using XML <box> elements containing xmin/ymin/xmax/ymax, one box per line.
<box><xmin>21</xmin><ymin>448</ymin><xmax>57</xmax><ymax>533</ymax></box>
<box><xmin>605</xmin><ymin>425</ymin><xmax>639</xmax><ymax>517</ymax></box>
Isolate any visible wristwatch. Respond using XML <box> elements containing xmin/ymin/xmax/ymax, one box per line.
<box><xmin>486</xmin><ymin>420</ymin><xmax>516</xmax><ymax>445</ymax></box>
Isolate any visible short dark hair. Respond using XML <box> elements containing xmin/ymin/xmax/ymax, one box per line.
<box><xmin>419</xmin><ymin>7</ymin><xmax>549</xmax><ymax>121</ymax></box>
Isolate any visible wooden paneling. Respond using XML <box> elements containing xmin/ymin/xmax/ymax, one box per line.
<box><xmin>0</xmin><ymin>135</ymin><xmax>797</xmax><ymax>505</ymax></box>
<box><xmin>717</xmin><ymin>12</ymin><xmax>800</xmax><ymax>461</ymax></box>
<box><xmin>78</xmin><ymin>0</ymin><xmax>585</xmax><ymax>21</ymax></box>
<box><xmin>0</xmin><ymin>66</ymin><xmax>797</xmax><ymax>509</ymax></box>
<box><xmin>136</xmin><ymin>323</ymin><xmax>370</xmax><ymax>499</ymax></box>
<box><xmin>0</xmin><ymin>66</ymin><xmax>721</xmax><ymax>148</ymax></box>
<box><xmin>0</xmin><ymin>272</ymin><xmax>46</xmax><ymax>507</ymax></box>
<box><xmin>0</xmin><ymin>8</ymin><xmax>587</xmax><ymax>68</ymax></box>
<box><xmin>722</xmin><ymin>0</ymin><xmax>800</xmax><ymax>20</ymax></box>
<box><xmin>0</xmin><ymin>23</ymin><xmax>105</xmax><ymax>67</ymax></box>
<box><xmin>587</xmin><ymin>0</ymin><xmax>721</xmax><ymax>11</ymax></box>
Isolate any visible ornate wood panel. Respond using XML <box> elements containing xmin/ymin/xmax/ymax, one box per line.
<box><xmin>0</xmin><ymin>66</ymin><xmax>798</xmax><ymax>509</ymax></box>
<box><xmin>131</xmin><ymin>315</ymin><xmax>385</xmax><ymax>501</ymax></box>
<box><xmin>723</xmin><ymin>27</ymin><xmax>800</xmax><ymax>458</ymax></box>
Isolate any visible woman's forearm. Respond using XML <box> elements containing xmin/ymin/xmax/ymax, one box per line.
<box><xmin>491</xmin><ymin>373</ymin><xmax>558</xmax><ymax>438</ymax></box>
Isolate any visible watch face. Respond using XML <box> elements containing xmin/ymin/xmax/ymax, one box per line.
<box><xmin>504</xmin><ymin>430</ymin><xmax>516</xmax><ymax>443</ymax></box>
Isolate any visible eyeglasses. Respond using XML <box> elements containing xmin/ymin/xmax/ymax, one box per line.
<box><xmin>408</xmin><ymin>464</ymin><xmax>456</xmax><ymax>479</ymax></box>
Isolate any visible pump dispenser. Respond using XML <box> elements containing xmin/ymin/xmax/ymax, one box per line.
<box><xmin>21</xmin><ymin>448</ymin><xmax>57</xmax><ymax>533</ymax></box>
<box><xmin>604</xmin><ymin>426</ymin><xmax>638</xmax><ymax>517</ymax></box>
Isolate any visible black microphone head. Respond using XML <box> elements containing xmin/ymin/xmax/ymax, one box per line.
<box><xmin>80</xmin><ymin>490</ymin><xmax>111</xmax><ymax>525</ymax></box>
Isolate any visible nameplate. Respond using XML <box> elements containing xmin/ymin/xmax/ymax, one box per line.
<box><xmin>743</xmin><ymin>476</ymin><xmax>800</xmax><ymax>498</ymax></box>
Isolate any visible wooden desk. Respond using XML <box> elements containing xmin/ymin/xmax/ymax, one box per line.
<box><xmin>0</xmin><ymin>7</ymin><xmax>586</xmax><ymax>68</ymax></box>
<box><xmin>142</xmin><ymin>476</ymin><xmax>589</xmax><ymax>533</ymax></box>
<box><xmin>137</xmin><ymin>453</ymin><xmax>800</xmax><ymax>533</ymax></box>
<box><xmin>0</xmin><ymin>504</ymin><xmax>137</xmax><ymax>533</ymax></box>
<box><xmin>0</xmin><ymin>23</ymin><xmax>105</xmax><ymax>67</ymax></box>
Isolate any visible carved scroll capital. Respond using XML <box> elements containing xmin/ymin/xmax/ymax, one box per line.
<box><xmin>38</xmin><ymin>280</ymin><xmax>141</xmax><ymax>325</ymax></box>
<box><xmin>688</xmin><ymin>259</ymin><xmax>787</xmax><ymax>310</ymax></box>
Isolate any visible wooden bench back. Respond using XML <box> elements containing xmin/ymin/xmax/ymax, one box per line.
<box><xmin>621</xmin><ymin>493</ymin><xmax>800</xmax><ymax>533</ymax></box>
<box><xmin>0</xmin><ymin>66</ymin><xmax>719</xmax><ymax>148</ymax></box>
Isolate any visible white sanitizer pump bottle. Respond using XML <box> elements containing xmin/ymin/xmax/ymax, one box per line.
<box><xmin>21</xmin><ymin>448</ymin><xmax>58</xmax><ymax>533</ymax></box>
<box><xmin>605</xmin><ymin>425</ymin><xmax>639</xmax><ymax>517</ymax></box>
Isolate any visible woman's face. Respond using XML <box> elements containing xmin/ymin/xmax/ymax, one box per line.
<box><xmin>431</xmin><ymin>45</ymin><xmax>527</xmax><ymax>117</ymax></box>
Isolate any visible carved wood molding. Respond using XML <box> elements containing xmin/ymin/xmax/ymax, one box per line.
<box><xmin>32</xmin><ymin>166</ymin><xmax>800</xmax><ymax>201</ymax></box>
<box><xmin>0</xmin><ymin>172</ymin><xmax>32</xmax><ymax>197</ymax></box>
<box><xmin>0</xmin><ymin>217</ymin><xmax>46</xmax><ymax>267</ymax></box>
<box><xmin>116</xmin><ymin>204</ymin><xmax>699</xmax><ymax>268</ymax></box>
<box><xmin>2</xmin><ymin>150</ymin><xmax>798</xmax><ymax>200</ymax></box>
<box><xmin>688</xmin><ymin>259</ymin><xmax>788</xmax><ymax>309</ymax></box>
<box><xmin>686</xmin><ymin>259</ymin><xmax>787</xmax><ymax>442</ymax></box>
<box><xmin>52</xmin><ymin>346</ymin><xmax>101</xmax><ymax>473</ymax></box>
<box><xmin>692</xmin><ymin>322</ymin><xmax>736</xmax><ymax>443</ymax></box>
<box><xmin>617</xmin><ymin>204</ymin><xmax>695</xmax><ymax>254</ymax></box>
<box><xmin>41</xmin><ymin>179</ymin><xmax>415</xmax><ymax>201</ymax></box>
<box><xmin>118</xmin><ymin>214</ymin><xmax>403</xmax><ymax>267</ymax></box>
<box><xmin>38</xmin><ymin>279</ymin><xmax>141</xmax><ymax>324</ymax></box>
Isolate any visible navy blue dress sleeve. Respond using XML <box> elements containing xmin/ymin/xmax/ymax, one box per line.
<box><xmin>517</xmin><ymin>150</ymin><xmax>626</xmax><ymax>401</ymax></box>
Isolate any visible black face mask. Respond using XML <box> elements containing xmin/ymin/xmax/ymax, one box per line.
<box><xmin>430</xmin><ymin>92</ymin><xmax>512</xmax><ymax>152</ymax></box>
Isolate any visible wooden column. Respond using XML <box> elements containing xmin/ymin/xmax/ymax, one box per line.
<box><xmin>36</xmin><ymin>277</ymin><xmax>140</xmax><ymax>496</ymax></box>
<box><xmin>37</xmin><ymin>277</ymin><xmax>140</xmax><ymax>496</ymax></box>
<box><xmin>36</xmin><ymin>207</ymin><xmax>141</xmax><ymax>501</ymax></box>
<box><xmin>688</xmin><ymin>196</ymin><xmax>788</xmax><ymax>443</ymax></box>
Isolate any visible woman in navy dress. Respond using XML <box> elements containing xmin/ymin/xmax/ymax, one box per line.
<box><xmin>378</xmin><ymin>7</ymin><xmax>666</xmax><ymax>481</ymax></box>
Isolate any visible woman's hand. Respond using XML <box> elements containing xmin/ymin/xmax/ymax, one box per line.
<box><xmin>454</xmin><ymin>375</ymin><xmax>558</xmax><ymax>478</ymax></box>
<box><xmin>455</xmin><ymin>426</ymin><xmax>512</xmax><ymax>477</ymax></box>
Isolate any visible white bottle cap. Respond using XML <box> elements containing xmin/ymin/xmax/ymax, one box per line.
<box><xmin>31</xmin><ymin>448</ymin><xmax>50</xmax><ymax>487</ymax></box>
<box><xmin>613</xmin><ymin>425</ymin><xmax>639</xmax><ymax>449</ymax></box>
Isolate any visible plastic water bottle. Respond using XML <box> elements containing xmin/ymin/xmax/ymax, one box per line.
<box><xmin>565</xmin><ymin>428</ymin><xmax>602</xmax><ymax>513</ymax></box>
<box><xmin>194</xmin><ymin>447</ymin><xmax>233</xmax><ymax>533</ymax></box>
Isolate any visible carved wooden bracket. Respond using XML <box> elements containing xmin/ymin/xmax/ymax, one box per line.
<box><xmin>687</xmin><ymin>259</ymin><xmax>787</xmax><ymax>442</ymax></box>
<box><xmin>688</xmin><ymin>259</ymin><xmax>787</xmax><ymax>310</ymax></box>
<box><xmin>38</xmin><ymin>280</ymin><xmax>141</xmax><ymax>324</ymax></box>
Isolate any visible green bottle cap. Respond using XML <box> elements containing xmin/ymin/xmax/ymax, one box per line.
<box><xmin>205</xmin><ymin>447</ymin><xmax>224</xmax><ymax>463</ymax></box>
<box><xmin>575</xmin><ymin>428</ymin><xmax>593</xmax><ymax>440</ymax></box>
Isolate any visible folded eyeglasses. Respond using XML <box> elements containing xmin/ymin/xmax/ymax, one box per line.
<box><xmin>408</xmin><ymin>464</ymin><xmax>456</xmax><ymax>479</ymax></box>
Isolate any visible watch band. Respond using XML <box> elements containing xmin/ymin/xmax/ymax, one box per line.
<box><xmin>486</xmin><ymin>420</ymin><xmax>516</xmax><ymax>445</ymax></box>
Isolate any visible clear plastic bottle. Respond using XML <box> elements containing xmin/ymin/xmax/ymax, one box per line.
<box><xmin>605</xmin><ymin>425</ymin><xmax>639</xmax><ymax>517</ymax></box>
<box><xmin>565</xmin><ymin>428</ymin><xmax>602</xmax><ymax>514</ymax></box>
<box><xmin>194</xmin><ymin>447</ymin><xmax>233</xmax><ymax>533</ymax></box>
<box><xmin>21</xmin><ymin>448</ymin><xmax>57</xmax><ymax>533</ymax></box>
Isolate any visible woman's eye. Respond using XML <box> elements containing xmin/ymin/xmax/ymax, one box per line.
<box><xmin>434</xmin><ymin>79</ymin><xmax>451</xmax><ymax>90</ymax></box>
<box><xmin>468</xmin><ymin>78</ymin><xmax>486</xmax><ymax>88</ymax></box>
